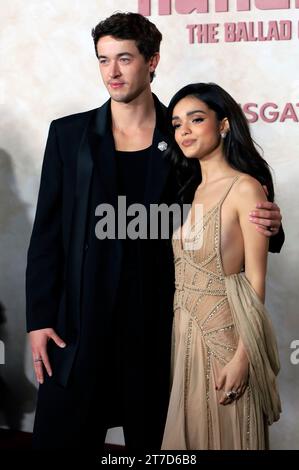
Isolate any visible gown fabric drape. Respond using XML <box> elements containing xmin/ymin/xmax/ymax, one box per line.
<box><xmin>162</xmin><ymin>177</ymin><xmax>281</xmax><ymax>450</ymax></box>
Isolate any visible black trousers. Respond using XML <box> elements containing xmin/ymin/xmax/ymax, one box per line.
<box><xmin>32</xmin><ymin>294</ymin><xmax>166</xmax><ymax>453</ymax></box>
<box><xmin>32</xmin><ymin>370</ymin><xmax>164</xmax><ymax>452</ymax></box>
<box><xmin>33</xmin><ymin>257</ymin><xmax>170</xmax><ymax>451</ymax></box>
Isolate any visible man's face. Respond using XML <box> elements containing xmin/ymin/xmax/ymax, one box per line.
<box><xmin>96</xmin><ymin>36</ymin><xmax>158</xmax><ymax>103</ymax></box>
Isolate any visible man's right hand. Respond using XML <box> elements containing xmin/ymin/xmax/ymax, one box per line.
<box><xmin>29</xmin><ymin>328</ymin><xmax>66</xmax><ymax>384</ymax></box>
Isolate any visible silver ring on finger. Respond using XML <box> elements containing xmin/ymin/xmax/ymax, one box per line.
<box><xmin>225</xmin><ymin>390</ymin><xmax>238</xmax><ymax>400</ymax></box>
<box><xmin>34</xmin><ymin>357</ymin><xmax>43</xmax><ymax>363</ymax></box>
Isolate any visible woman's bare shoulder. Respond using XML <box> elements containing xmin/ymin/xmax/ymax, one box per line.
<box><xmin>234</xmin><ymin>173</ymin><xmax>266</xmax><ymax>199</ymax></box>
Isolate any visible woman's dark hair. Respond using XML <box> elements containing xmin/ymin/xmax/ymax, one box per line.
<box><xmin>166</xmin><ymin>83</ymin><xmax>274</xmax><ymax>204</ymax></box>
<box><xmin>91</xmin><ymin>12</ymin><xmax>162</xmax><ymax>82</ymax></box>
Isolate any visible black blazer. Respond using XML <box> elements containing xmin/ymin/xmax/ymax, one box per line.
<box><xmin>26</xmin><ymin>95</ymin><xmax>176</xmax><ymax>387</ymax></box>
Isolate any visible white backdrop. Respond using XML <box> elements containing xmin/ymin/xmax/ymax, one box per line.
<box><xmin>0</xmin><ymin>0</ymin><xmax>298</xmax><ymax>449</ymax></box>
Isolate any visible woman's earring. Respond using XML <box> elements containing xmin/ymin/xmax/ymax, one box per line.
<box><xmin>221</xmin><ymin>132</ymin><xmax>227</xmax><ymax>139</ymax></box>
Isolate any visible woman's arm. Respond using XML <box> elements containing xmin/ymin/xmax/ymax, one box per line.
<box><xmin>237</xmin><ymin>175</ymin><xmax>269</xmax><ymax>302</ymax></box>
<box><xmin>216</xmin><ymin>175</ymin><xmax>269</xmax><ymax>404</ymax></box>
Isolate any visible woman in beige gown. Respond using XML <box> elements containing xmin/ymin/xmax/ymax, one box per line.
<box><xmin>162</xmin><ymin>83</ymin><xmax>281</xmax><ymax>450</ymax></box>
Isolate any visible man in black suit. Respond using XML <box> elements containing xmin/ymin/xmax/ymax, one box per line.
<box><xmin>26</xmin><ymin>12</ymin><xmax>284</xmax><ymax>451</ymax></box>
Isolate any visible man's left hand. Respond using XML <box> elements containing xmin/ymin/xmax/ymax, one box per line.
<box><xmin>249</xmin><ymin>201</ymin><xmax>282</xmax><ymax>237</ymax></box>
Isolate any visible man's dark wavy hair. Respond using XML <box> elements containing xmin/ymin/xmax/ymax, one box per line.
<box><xmin>91</xmin><ymin>12</ymin><xmax>162</xmax><ymax>82</ymax></box>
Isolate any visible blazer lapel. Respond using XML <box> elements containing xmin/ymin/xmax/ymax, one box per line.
<box><xmin>68</xmin><ymin>100</ymin><xmax>117</xmax><ymax>328</ymax></box>
<box><xmin>67</xmin><ymin>111</ymin><xmax>94</xmax><ymax>330</ymax></box>
<box><xmin>90</xmin><ymin>101</ymin><xmax>118</xmax><ymax>208</ymax></box>
<box><xmin>144</xmin><ymin>96</ymin><xmax>171</xmax><ymax>208</ymax></box>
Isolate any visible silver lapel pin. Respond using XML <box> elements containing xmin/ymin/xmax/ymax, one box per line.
<box><xmin>158</xmin><ymin>141</ymin><xmax>168</xmax><ymax>152</ymax></box>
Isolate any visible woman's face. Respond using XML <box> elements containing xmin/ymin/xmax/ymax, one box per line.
<box><xmin>172</xmin><ymin>95</ymin><xmax>225</xmax><ymax>160</ymax></box>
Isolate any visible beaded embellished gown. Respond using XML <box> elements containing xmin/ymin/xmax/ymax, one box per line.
<box><xmin>162</xmin><ymin>177</ymin><xmax>281</xmax><ymax>450</ymax></box>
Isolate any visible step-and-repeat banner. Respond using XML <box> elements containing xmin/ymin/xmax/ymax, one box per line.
<box><xmin>0</xmin><ymin>1</ymin><xmax>298</xmax><ymax>448</ymax></box>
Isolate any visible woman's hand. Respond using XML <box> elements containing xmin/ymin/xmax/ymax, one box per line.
<box><xmin>215</xmin><ymin>343</ymin><xmax>249</xmax><ymax>405</ymax></box>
